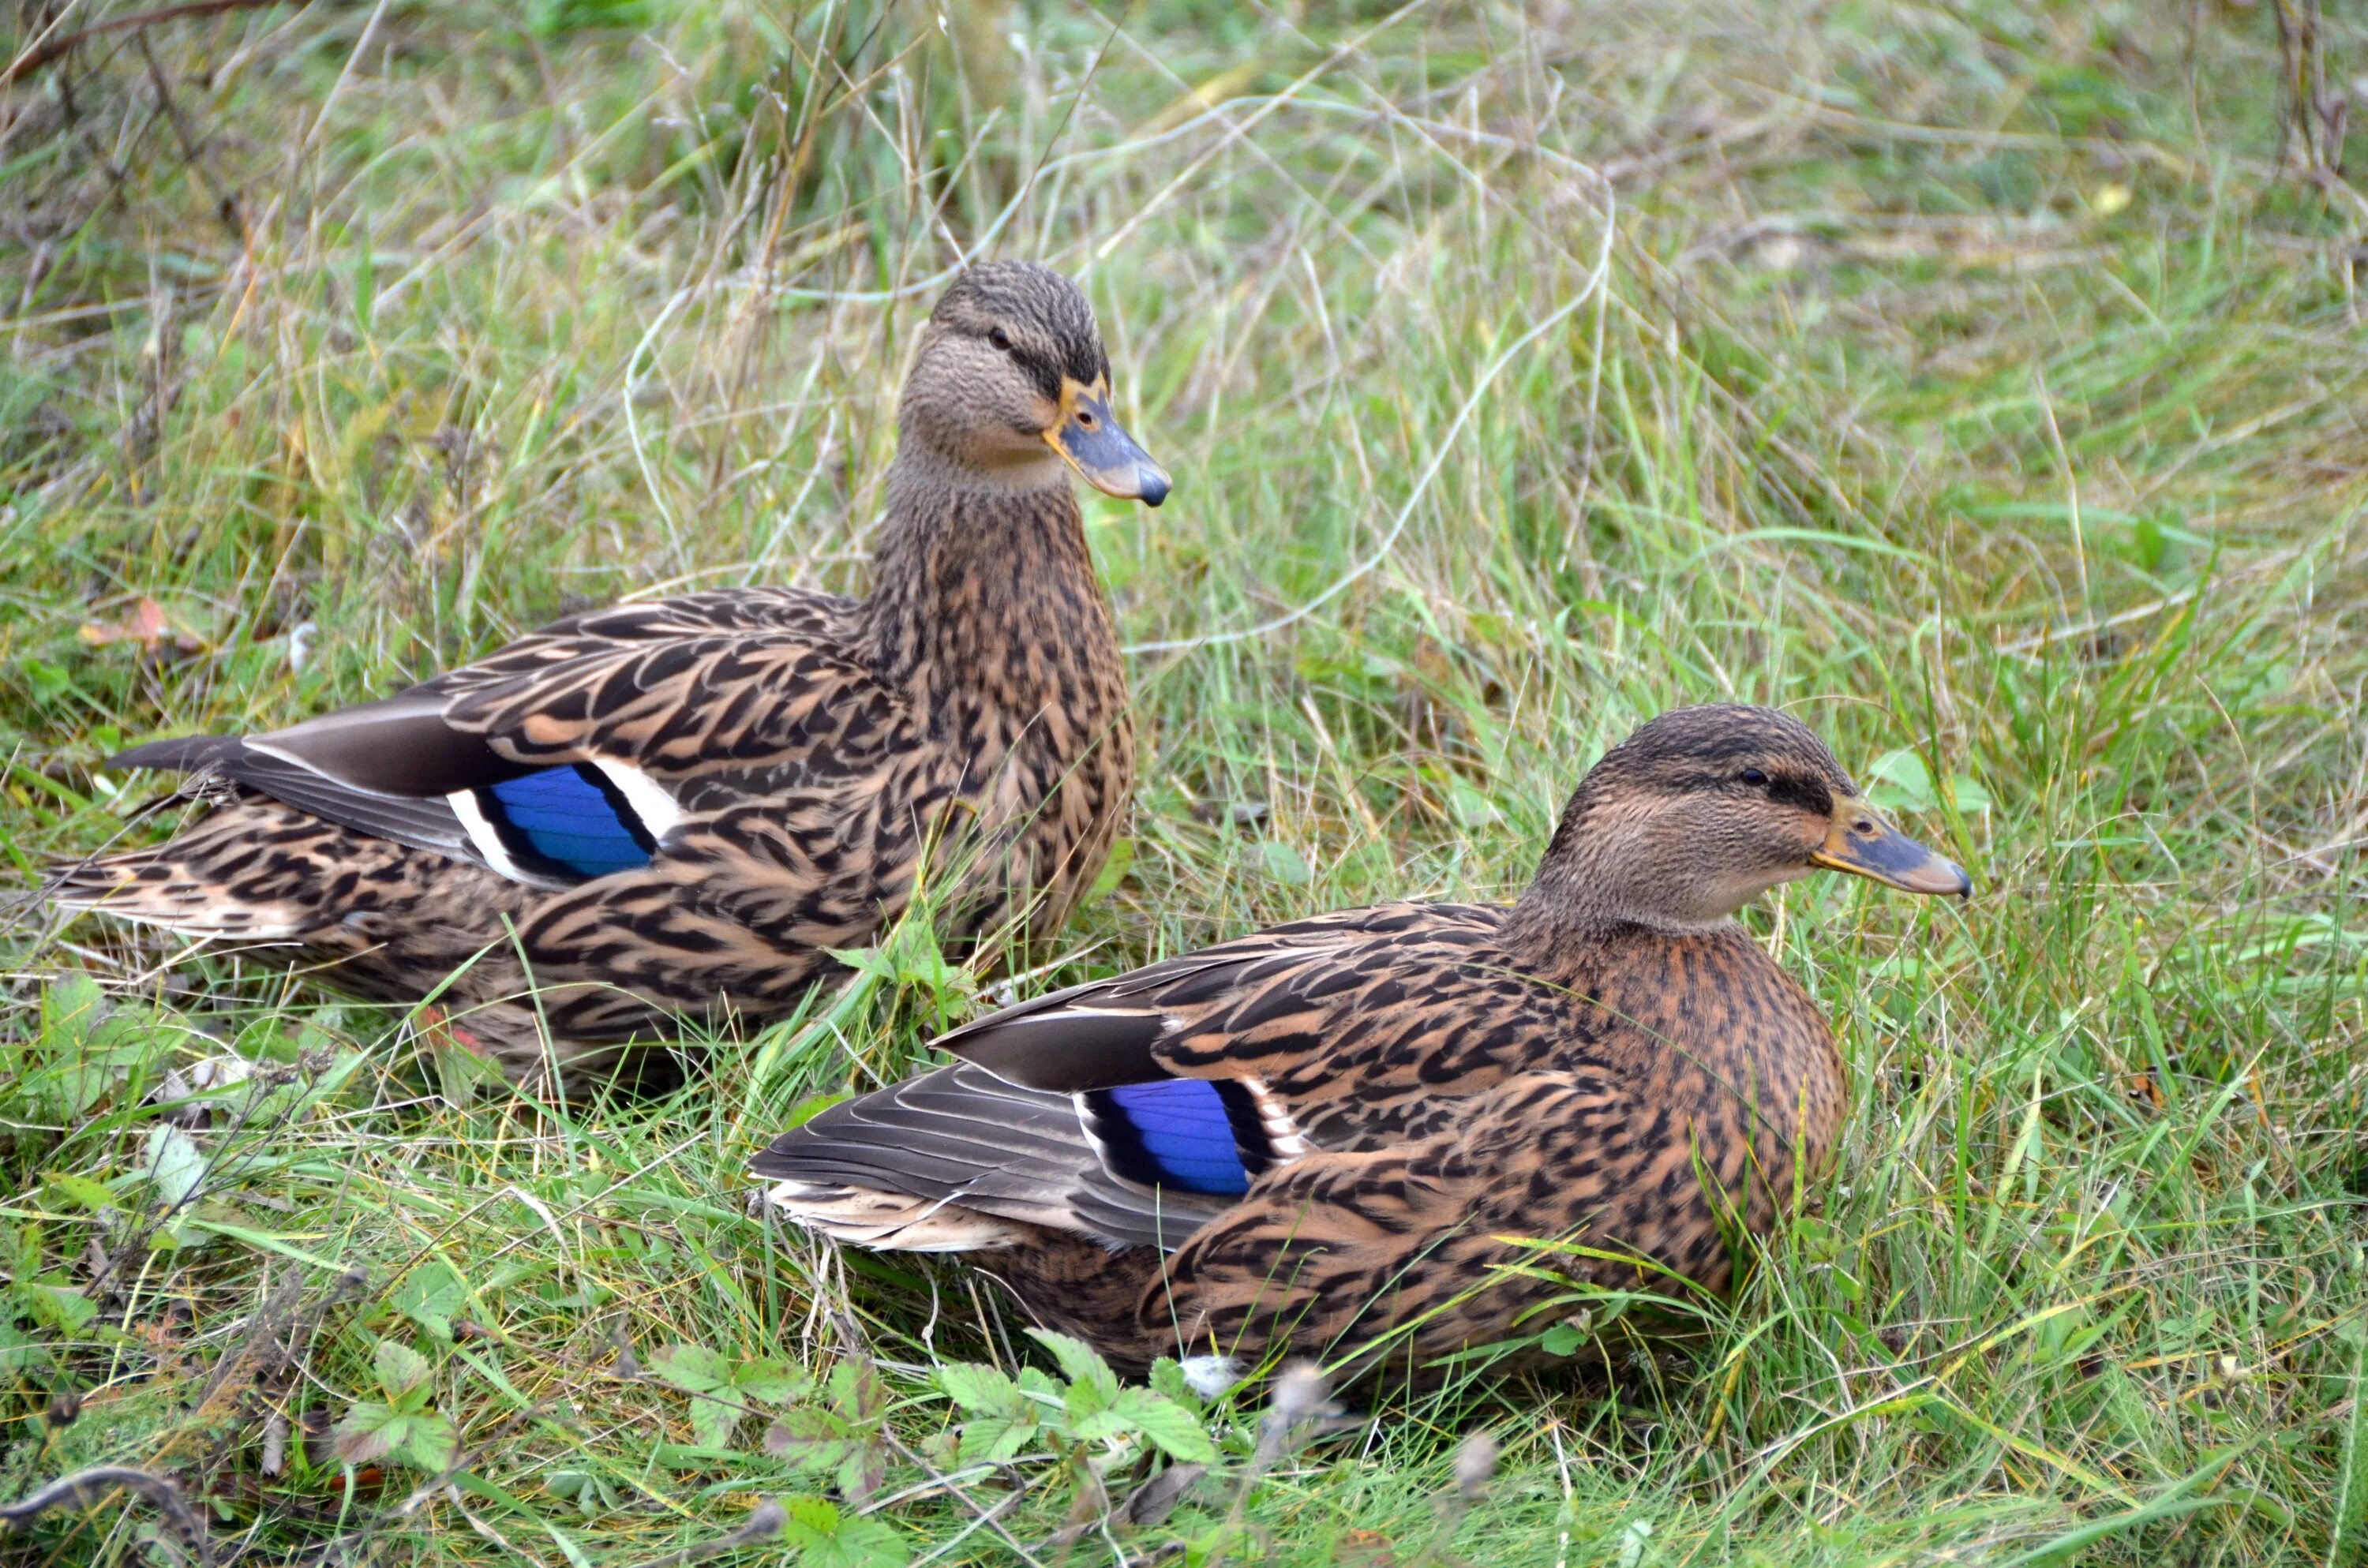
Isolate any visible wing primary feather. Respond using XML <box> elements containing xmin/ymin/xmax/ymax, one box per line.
<box><xmin>107</xmin><ymin>735</ymin><xmax>246</xmax><ymax>773</ymax></box>
<box><xmin>250</xmin><ymin>690</ymin><xmax>522</xmax><ymax>795</ymax></box>
<box><xmin>754</xmin><ymin>1063</ymin><xmax>1227</xmax><ymax>1251</ymax></box>
<box><xmin>110</xmin><ymin>735</ymin><xmax>487</xmax><ymax>865</ymax></box>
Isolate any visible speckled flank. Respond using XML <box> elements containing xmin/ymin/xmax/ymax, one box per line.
<box><xmin>51</xmin><ymin>263</ymin><xmax>1138</xmax><ymax>1091</ymax></box>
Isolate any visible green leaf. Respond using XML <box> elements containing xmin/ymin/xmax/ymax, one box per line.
<box><xmin>40</xmin><ymin>1172</ymin><xmax>119</xmax><ymax>1212</ymax></box>
<box><xmin>0</xmin><ymin>1323</ymin><xmax>51</xmax><ymax>1374</ymax></box>
<box><xmin>1114</xmin><ymin>1387</ymin><xmax>1218</xmax><ymax>1462</ymax></box>
<box><xmin>1148</xmin><ymin>1357</ymin><xmax>1206</xmax><ymax>1413</ymax></box>
<box><xmin>1028</xmin><ymin>1329</ymin><xmax>1117</xmax><ymax>1394</ymax></box>
<box><xmin>399</xmin><ymin>1411</ymin><xmax>459</xmax><ymax>1473</ymax></box>
<box><xmin>835</xmin><ymin>1441</ymin><xmax>886</xmax><ymax>1505</ymax></box>
<box><xmin>374</xmin><ymin>1338</ymin><xmax>432</xmax><ymax>1397</ymax></box>
<box><xmin>1864</xmin><ymin>749</ymin><xmax>1936</xmax><ymax>814</ymax></box>
<box><xmin>936</xmin><ymin>1361</ymin><xmax>1025</xmax><ymax>1416</ymax></box>
<box><xmin>954</xmin><ymin>1409</ymin><xmax>1040</xmax><ymax>1463</ymax></box>
<box><xmin>647</xmin><ymin>1342</ymin><xmax>732</xmax><ymax>1394</ymax></box>
<box><xmin>394</xmin><ymin>1259</ymin><xmax>468</xmax><ymax>1342</ymax></box>
<box><xmin>766</xmin><ymin>1407</ymin><xmax>856</xmax><ymax>1469</ymax></box>
<box><xmin>688</xmin><ymin>1391</ymin><xmax>741</xmax><ymax>1451</ymax></box>
<box><xmin>338</xmin><ymin>1398</ymin><xmax>459</xmax><ymax>1473</ymax></box>
<box><xmin>1066</xmin><ymin>1372</ymin><xmax>1118</xmax><ymax>1428</ymax></box>
<box><xmin>780</xmin><ymin>1092</ymin><xmax>851</xmax><ymax>1131</ymax></box>
<box><xmin>827</xmin><ymin>922</ymin><xmax>972</xmax><ymax>1006</ymax></box>
<box><xmin>18</xmin><ymin>1279</ymin><xmax>96</xmax><ymax>1334</ymax></box>
<box><xmin>141</xmin><ymin>1125</ymin><xmax>205</xmax><ymax>1210</ymax></box>
<box><xmin>826</xmin><ymin>945</ymin><xmax>902</xmax><ymax>986</ymax></box>
<box><xmin>1070</xmin><ymin>1405</ymin><xmax>1130</xmax><ymax>1442</ymax></box>
<box><xmin>729</xmin><ymin>1357</ymin><xmax>810</xmax><ymax>1405</ymax></box>
<box><xmin>333</xmin><ymin>1401</ymin><xmax>403</xmax><ymax>1465</ymax></box>
<box><xmin>780</xmin><ymin>1495</ymin><xmax>910</xmax><ymax>1568</ymax></box>
<box><xmin>1258</xmin><ymin>840</ymin><xmax>1313</xmax><ymax>885</ymax></box>
<box><xmin>2133</xmin><ymin>512</ymin><xmax>2167</xmax><ymax>571</ymax></box>
<box><xmin>1087</xmin><ymin>836</ymin><xmax>1136</xmax><ymax>900</ymax></box>
<box><xmin>41</xmin><ymin>974</ymin><xmax>104</xmax><ymax>1050</ymax></box>
<box><xmin>1540</xmin><ymin>1323</ymin><xmax>1584</xmax><ymax>1357</ymax></box>
<box><xmin>781</xmin><ymin>1495</ymin><xmax>844</xmax><ymax>1537</ymax></box>
<box><xmin>769</xmin><ymin>1401</ymin><xmax>888</xmax><ymax>1501</ymax></box>
<box><xmin>825</xmin><ymin>1361</ymin><xmax>889</xmax><ymax>1422</ymax></box>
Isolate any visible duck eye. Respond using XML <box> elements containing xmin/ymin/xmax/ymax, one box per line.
<box><xmin>1076</xmin><ymin>408</ymin><xmax>1097</xmax><ymax>429</ymax></box>
<box><xmin>987</xmin><ymin>327</ymin><xmax>1013</xmax><ymax>352</ymax></box>
<box><xmin>1737</xmin><ymin>768</ymin><xmax>1768</xmax><ymax>788</ymax></box>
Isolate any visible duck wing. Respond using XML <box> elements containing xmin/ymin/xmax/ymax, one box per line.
<box><xmin>105</xmin><ymin>588</ymin><xmax>896</xmax><ymax>890</ymax></box>
<box><xmin>752</xmin><ymin>1061</ymin><xmax>1228</xmax><ymax>1252</ymax></box>
<box><xmin>758</xmin><ymin>902</ymin><xmax>1540</xmax><ymax>1256</ymax></box>
<box><xmin>939</xmin><ymin>900</ymin><xmax>1529</xmax><ymax>1149</ymax></box>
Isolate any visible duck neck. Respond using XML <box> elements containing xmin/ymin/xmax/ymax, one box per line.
<box><xmin>864</xmin><ymin>446</ymin><xmax>1118</xmax><ymax>714</ymax></box>
<box><xmin>1500</xmin><ymin>795</ymin><xmax>1734</xmax><ymax>974</ymax></box>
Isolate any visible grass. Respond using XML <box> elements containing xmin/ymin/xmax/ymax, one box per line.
<box><xmin>1</xmin><ymin>0</ymin><xmax>2366</xmax><ymax>1561</ymax></box>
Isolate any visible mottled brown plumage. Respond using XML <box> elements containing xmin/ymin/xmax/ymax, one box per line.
<box><xmin>755</xmin><ymin>705</ymin><xmax>1970</xmax><ymax>1382</ymax></box>
<box><xmin>51</xmin><ymin>262</ymin><xmax>1167</xmax><ymax>1089</ymax></box>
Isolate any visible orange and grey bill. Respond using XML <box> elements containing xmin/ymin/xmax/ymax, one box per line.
<box><xmin>1810</xmin><ymin>797</ymin><xmax>1973</xmax><ymax>897</ymax></box>
<box><xmin>1045</xmin><ymin>381</ymin><xmax>1170</xmax><ymax>506</ymax></box>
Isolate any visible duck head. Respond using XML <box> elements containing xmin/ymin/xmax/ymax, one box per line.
<box><xmin>900</xmin><ymin>260</ymin><xmax>1170</xmax><ymax>506</ymax></box>
<box><xmin>1519</xmin><ymin>704</ymin><xmax>1971</xmax><ymax>937</ymax></box>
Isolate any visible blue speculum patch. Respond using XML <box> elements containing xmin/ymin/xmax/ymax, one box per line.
<box><xmin>1093</xmin><ymin>1079</ymin><xmax>1252</xmax><ymax>1195</ymax></box>
<box><xmin>480</xmin><ymin>764</ymin><xmax>655</xmax><ymax>880</ymax></box>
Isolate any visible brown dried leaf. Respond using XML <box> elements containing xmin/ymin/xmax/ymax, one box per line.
<box><xmin>78</xmin><ymin>597</ymin><xmax>202</xmax><ymax>658</ymax></box>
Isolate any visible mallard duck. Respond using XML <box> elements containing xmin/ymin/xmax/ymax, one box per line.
<box><xmin>52</xmin><ymin>262</ymin><xmax>1167</xmax><ymax>1087</ymax></box>
<box><xmin>754</xmin><ymin>705</ymin><xmax>1970</xmax><ymax>1381</ymax></box>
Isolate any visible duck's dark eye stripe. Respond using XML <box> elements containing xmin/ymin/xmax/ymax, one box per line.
<box><xmin>1767</xmin><ymin>776</ymin><xmax>1832</xmax><ymax>815</ymax></box>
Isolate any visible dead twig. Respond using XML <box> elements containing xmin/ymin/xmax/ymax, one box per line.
<box><xmin>2270</xmin><ymin>0</ymin><xmax>2348</xmax><ymax>178</ymax></box>
<box><xmin>1</xmin><ymin>0</ymin><xmax>328</xmax><ymax>90</ymax></box>
<box><xmin>0</xmin><ymin>1466</ymin><xmax>212</xmax><ymax>1567</ymax></box>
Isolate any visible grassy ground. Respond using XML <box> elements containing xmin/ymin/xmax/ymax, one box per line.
<box><xmin>2</xmin><ymin>0</ymin><xmax>2366</xmax><ymax>1562</ymax></box>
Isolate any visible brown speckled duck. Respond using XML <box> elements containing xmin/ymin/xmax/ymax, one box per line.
<box><xmin>51</xmin><ymin>262</ymin><xmax>1167</xmax><ymax>1088</ymax></box>
<box><xmin>755</xmin><ymin>705</ymin><xmax>1969</xmax><ymax>1382</ymax></box>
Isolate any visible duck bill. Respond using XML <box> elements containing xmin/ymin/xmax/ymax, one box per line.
<box><xmin>1810</xmin><ymin>798</ymin><xmax>1972</xmax><ymax>898</ymax></box>
<box><xmin>1046</xmin><ymin>387</ymin><xmax>1171</xmax><ymax>507</ymax></box>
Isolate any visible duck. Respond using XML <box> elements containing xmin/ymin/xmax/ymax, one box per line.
<box><xmin>51</xmin><ymin>261</ymin><xmax>1168</xmax><ymax>1089</ymax></box>
<box><xmin>754</xmin><ymin>704</ymin><xmax>1970</xmax><ymax>1383</ymax></box>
